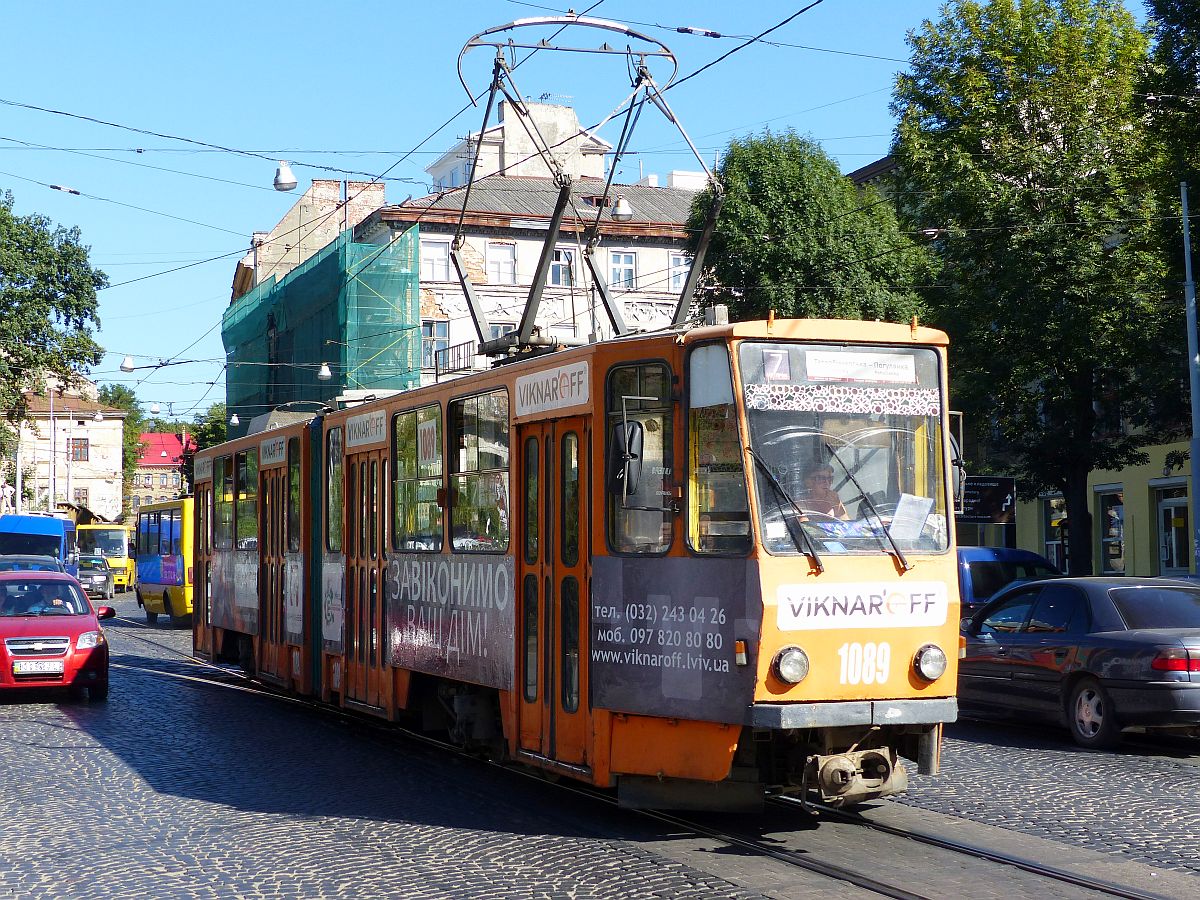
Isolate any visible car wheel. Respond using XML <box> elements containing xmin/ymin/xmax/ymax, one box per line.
<box><xmin>1068</xmin><ymin>677</ymin><xmax>1121</xmax><ymax>749</ymax></box>
<box><xmin>89</xmin><ymin>680</ymin><xmax>109</xmax><ymax>702</ymax></box>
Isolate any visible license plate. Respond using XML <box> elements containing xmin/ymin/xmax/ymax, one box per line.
<box><xmin>13</xmin><ymin>659</ymin><xmax>65</xmax><ymax>675</ymax></box>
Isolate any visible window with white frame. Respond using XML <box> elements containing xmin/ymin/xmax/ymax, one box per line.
<box><xmin>420</xmin><ymin>239</ymin><xmax>451</xmax><ymax>282</ymax></box>
<box><xmin>487</xmin><ymin>242</ymin><xmax>517</xmax><ymax>284</ymax></box>
<box><xmin>669</xmin><ymin>253</ymin><xmax>691</xmax><ymax>292</ymax></box>
<box><xmin>489</xmin><ymin>322</ymin><xmax>516</xmax><ymax>340</ymax></box>
<box><xmin>610</xmin><ymin>251</ymin><xmax>636</xmax><ymax>289</ymax></box>
<box><xmin>551</xmin><ymin>247</ymin><xmax>576</xmax><ymax>286</ymax></box>
<box><xmin>422</xmin><ymin>320</ymin><xmax>449</xmax><ymax>369</ymax></box>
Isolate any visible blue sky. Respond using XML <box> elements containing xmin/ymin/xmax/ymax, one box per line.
<box><xmin>1</xmin><ymin>0</ymin><xmax>972</xmax><ymax>419</ymax></box>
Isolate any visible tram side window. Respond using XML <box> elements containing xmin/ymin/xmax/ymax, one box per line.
<box><xmin>392</xmin><ymin>406</ymin><xmax>444</xmax><ymax>552</ymax></box>
<box><xmin>326</xmin><ymin>428</ymin><xmax>344</xmax><ymax>553</ymax></box>
<box><xmin>287</xmin><ymin>437</ymin><xmax>301</xmax><ymax>553</ymax></box>
<box><xmin>235</xmin><ymin>449</ymin><xmax>259</xmax><ymax>551</ymax></box>
<box><xmin>688</xmin><ymin>344</ymin><xmax>751</xmax><ymax>554</ymax></box>
<box><xmin>449</xmin><ymin>390</ymin><xmax>510</xmax><ymax>552</ymax></box>
<box><xmin>215</xmin><ymin>456</ymin><xmax>234</xmax><ymax>550</ymax></box>
<box><xmin>606</xmin><ymin>362</ymin><xmax>674</xmax><ymax>554</ymax></box>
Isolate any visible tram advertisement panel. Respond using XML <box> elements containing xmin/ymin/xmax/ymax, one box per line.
<box><xmin>384</xmin><ymin>554</ymin><xmax>515</xmax><ymax>690</ymax></box>
<box><xmin>590</xmin><ymin>557</ymin><xmax>761</xmax><ymax>724</ymax></box>
<box><xmin>210</xmin><ymin>550</ymin><xmax>259</xmax><ymax>633</ymax></box>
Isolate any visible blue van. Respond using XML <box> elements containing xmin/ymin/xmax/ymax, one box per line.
<box><xmin>957</xmin><ymin>546</ymin><xmax>1060</xmax><ymax>617</ymax></box>
<box><xmin>0</xmin><ymin>514</ymin><xmax>79</xmax><ymax>577</ymax></box>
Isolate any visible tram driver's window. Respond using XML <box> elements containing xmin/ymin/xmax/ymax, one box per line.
<box><xmin>449</xmin><ymin>390</ymin><xmax>510</xmax><ymax>552</ymax></box>
<box><xmin>606</xmin><ymin>362</ymin><xmax>673</xmax><ymax>554</ymax></box>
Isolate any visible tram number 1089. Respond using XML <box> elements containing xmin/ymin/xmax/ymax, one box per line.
<box><xmin>837</xmin><ymin>642</ymin><xmax>891</xmax><ymax>685</ymax></box>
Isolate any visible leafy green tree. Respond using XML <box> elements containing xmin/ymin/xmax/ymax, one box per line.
<box><xmin>98</xmin><ymin>384</ymin><xmax>146</xmax><ymax>519</ymax></box>
<box><xmin>893</xmin><ymin>0</ymin><xmax>1175</xmax><ymax>574</ymax></box>
<box><xmin>0</xmin><ymin>191</ymin><xmax>106</xmax><ymax>429</ymax></box>
<box><xmin>190</xmin><ymin>403</ymin><xmax>227</xmax><ymax>453</ymax></box>
<box><xmin>1145</xmin><ymin>0</ymin><xmax>1200</xmax><ymax>188</ymax></box>
<box><xmin>685</xmin><ymin>131</ymin><xmax>933</xmax><ymax>323</ymax></box>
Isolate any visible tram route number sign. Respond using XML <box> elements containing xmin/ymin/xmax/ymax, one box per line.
<box><xmin>957</xmin><ymin>475</ymin><xmax>1016</xmax><ymax>525</ymax></box>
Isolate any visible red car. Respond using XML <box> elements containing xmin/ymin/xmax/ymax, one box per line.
<box><xmin>0</xmin><ymin>571</ymin><xmax>114</xmax><ymax>701</ymax></box>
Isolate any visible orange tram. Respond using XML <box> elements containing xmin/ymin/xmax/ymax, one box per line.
<box><xmin>193</xmin><ymin>316</ymin><xmax>961</xmax><ymax>811</ymax></box>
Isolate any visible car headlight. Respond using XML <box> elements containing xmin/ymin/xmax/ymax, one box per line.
<box><xmin>913</xmin><ymin>643</ymin><xmax>948</xmax><ymax>681</ymax></box>
<box><xmin>77</xmin><ymin>631</ymin><xmax>104</xmax><ymax>650</ymax></box>
<box><xmin>772</xmin><ymin>646</ymin><xmax>810</xmax><ymax>684</ymax></box>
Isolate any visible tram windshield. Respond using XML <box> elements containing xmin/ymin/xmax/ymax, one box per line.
<box><xmin>738</xmin><ymin>342</ymin><xmax>949</xmax><ymax>556</ymax></box>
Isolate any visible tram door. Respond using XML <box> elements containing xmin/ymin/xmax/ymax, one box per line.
<box><xmin>516</xmin><ymin>416</ymin><xmax>590</xmax><ymax>766</ymax></box>
<box><xmin>258</xmin><ymin>464</ymin><xmax>287</xmax><ymax>682</ymax></box>
<box><xmin>193</xmin><ymin>480</ymin><xmax>213</xmax><ymax>659</ymax></box>
<box><xmin>344</xmin><ymin>448</ymin><xmax>388</xmax><ymax>708</ymax></box>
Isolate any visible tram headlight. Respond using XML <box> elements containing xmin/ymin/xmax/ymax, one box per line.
<box><xmin>772</xmin><ymin>646</ymin><xmax>810</xmax><ymax>684</ymax></box>
<box><xmin>913</xmin><ymin>643</ymin><xmax>948</xmax><ymax>682</ymax></box>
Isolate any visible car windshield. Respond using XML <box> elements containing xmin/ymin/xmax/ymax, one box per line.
<box><xmin>0</xmin><ymin>580</ymin><xmax>90</xmax><ymax>616</ymax></box>
<box><xmin>1109</xmin><ymin>586</ymin><xmax>1200</xmax><ymax>629</ymax></box>
<box><xmin>80</xmin><ymin>557</ymin><xmax>109</xmax><ymax>571</ymax></box>
<box><xmin>739</xmin><ymin>342</ymin><xmax>949</xmax><ymax>556</ymax></box>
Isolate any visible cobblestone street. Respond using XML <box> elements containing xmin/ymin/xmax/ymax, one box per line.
<box><xmin>1</xmin><ymin>594</ymin><xmax>1197</xmax><ymax>898</ymax></box>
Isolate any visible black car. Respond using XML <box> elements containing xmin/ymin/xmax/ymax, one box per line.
<box><xmin>959</xmin><ymin>577</ymin><xmax>1200</xmax><ymax>748</ymax></box>
<box><xmin>77</xmin><ymin>555</ymin><xmax>115</xmax><ymax>601</ymax></box>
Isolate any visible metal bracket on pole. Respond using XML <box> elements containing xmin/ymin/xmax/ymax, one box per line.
<box><xmin>451</xmin><ymin>247</ymin><xmax>493</xmax><ymax>347</ymax></box>
<box><xmin>672</xmin><ymin>184</ymin><xmax>724</xmax><ymax>327</ymax></box>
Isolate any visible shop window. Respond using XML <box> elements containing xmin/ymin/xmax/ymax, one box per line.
<box><xmin>1097</xmin><ymin>490</ymin><xmax>1124</xmax><ymax>575</ymax></box>
<box><xmin>1043</xmin><ymin>496</ymin><xmax>1068</xmax><ymax>572</ymax></box>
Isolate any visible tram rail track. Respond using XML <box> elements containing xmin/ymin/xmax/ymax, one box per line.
<box><xmin>106</xmin><ymin>615</ymin><xmax>1172</xmax><ymax>900</ymax></box>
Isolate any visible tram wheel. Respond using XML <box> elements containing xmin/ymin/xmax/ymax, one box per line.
<box><xmin>1067</xmin><ymin>677</ymin><xmax>1120</xmax><ymax>749</ymax></box>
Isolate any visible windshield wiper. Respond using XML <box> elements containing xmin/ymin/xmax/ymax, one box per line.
<box><xmin>824</xmin><ymin>442</ymin><xmax>911</xmax><ymax>571</ymax></box>
<box><xmin>746</xmin><ymin>446</ymin><xmax>823</xmax><ymax>573</ymax></box>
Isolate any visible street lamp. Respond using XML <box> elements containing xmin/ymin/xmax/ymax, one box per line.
<box><xmin>120</xmin><ymin>356</ymin><xmax>135</xmax><ymax>373</ymax></box>
<box><xmin>274</xmin><ymin>161</ymin><xmax>298</xmax><ymax>192</ymax></box>
<box><xmin>317</xmin><ymin>362</ymin><xmax>332</xmax><ymax>381</ymax></box>
<box><xmin>610</xmin><ymin>194</ymin><xmax>633</xmax><ymax>222</ymax></box>
<box><xmin>229</xmin><ymin>414</ymin><xmax>239</xmax><ymax>427</ymax></box>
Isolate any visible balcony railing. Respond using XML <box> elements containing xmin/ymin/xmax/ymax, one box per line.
<box><xmin>435</xmin><ymin>340</ymin><xmax>479</xmax><ymax>381</ymax></box>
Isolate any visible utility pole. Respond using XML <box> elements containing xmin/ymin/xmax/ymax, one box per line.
<box><xmin>1181</xmin><ymin>182</ymin><xmax>1200</xmax><ymax>572</ymax></box>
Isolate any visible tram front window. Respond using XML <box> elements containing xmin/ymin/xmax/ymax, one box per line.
<box><xmin>738</xmin><ymin>342</ymin><xmax>949</xmax><ymax>556</ymax></box>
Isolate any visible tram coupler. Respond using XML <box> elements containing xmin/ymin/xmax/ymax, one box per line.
<box><xmin>808</xmin><ymin>748</ymin><xmax>908</xmax><ymax>807</ymax></box>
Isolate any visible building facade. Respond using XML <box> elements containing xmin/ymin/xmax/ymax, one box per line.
<box><xmin>130</xmin><ymin>432</ymin><xmax>192</xmax><ymax>512</ymax></box>
<box><xmin>12</xmin><ymin>381</ymin><xmax>126</xmax><ymax>520</ymax></box>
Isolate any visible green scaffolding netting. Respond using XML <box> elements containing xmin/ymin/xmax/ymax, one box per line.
<box><xmin>222</xmin><ymin>228</ymin><xmax>421</xmax><ymax>423</ymax></box>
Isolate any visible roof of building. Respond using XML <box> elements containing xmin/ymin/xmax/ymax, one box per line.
<box><xmin>136</xmin><ymin>432</ymin><xmax>195</xmax><ymax>468</ymax></box>
<box><xmin>400</xmin><ymin>175</ymin><xmax>700</xmax><ymax>226</ymax></box>
<box><xmin>847</xmin><ymin>154</ymin><xmax>898</xmax><ymax>186</ymax></box>
<box><xmin>23</xmin><ymin>394</ymin><xmax>126</xmax><ymax>419</ymax></box>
